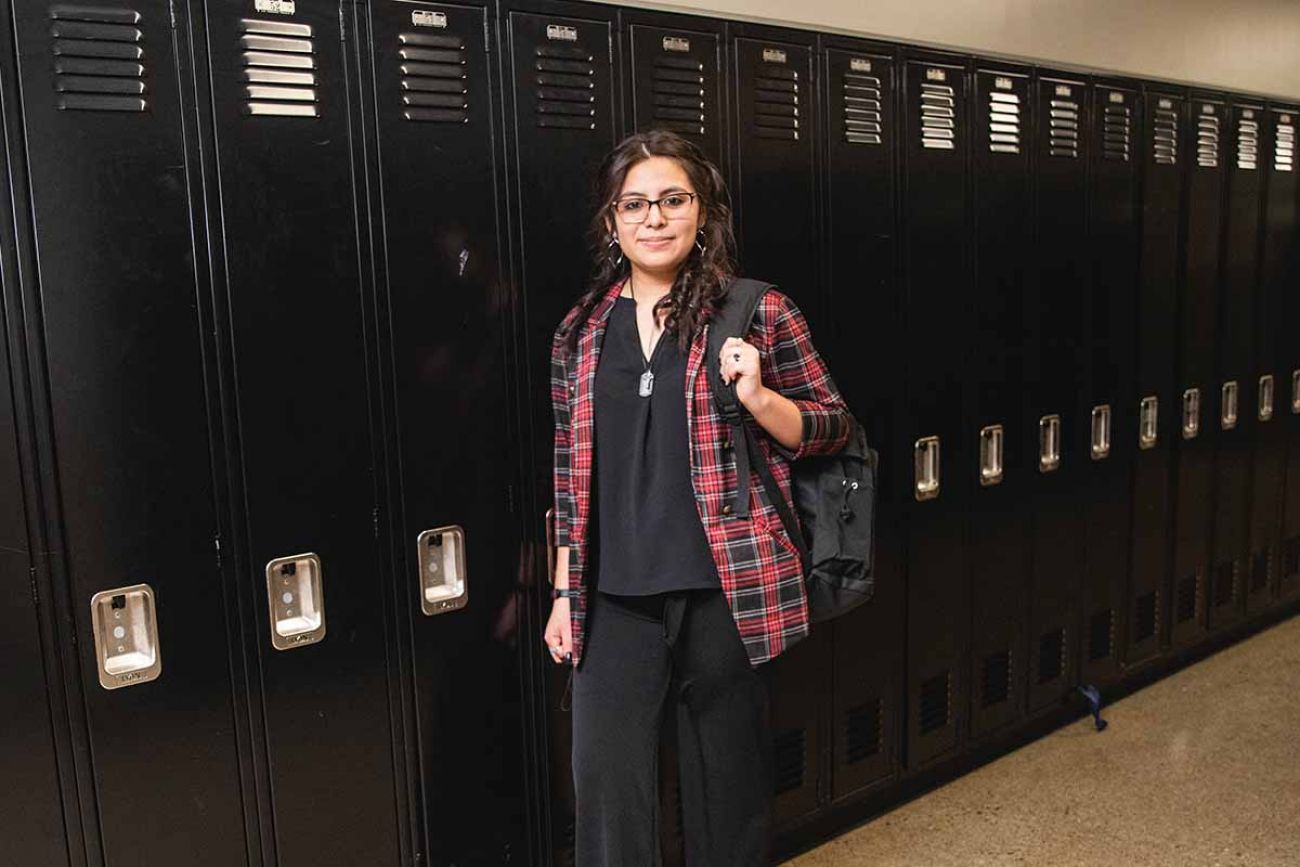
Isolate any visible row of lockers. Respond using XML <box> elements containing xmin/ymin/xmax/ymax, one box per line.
<box><xmin>1</xmin><ymin>0</ymin><xmax>1297</xmax><ymax>865</ymax></box>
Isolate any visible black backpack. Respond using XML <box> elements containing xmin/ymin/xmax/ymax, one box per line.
<box><xmin>706</xmin><ymin>278</ymin><xmax>879</xmax><ymax>622</ymax></box>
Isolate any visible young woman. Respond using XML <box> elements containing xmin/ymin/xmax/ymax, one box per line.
<box><xmin>544</xmin><ymin>129</ymin><xmax>852</xmax><ymax>866</ymax></box>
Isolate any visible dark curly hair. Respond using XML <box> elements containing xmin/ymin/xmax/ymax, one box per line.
<box><xmin>556</xmin><ymin>129</ymin><xmax>738</xmax><ymax>355</ymax></box>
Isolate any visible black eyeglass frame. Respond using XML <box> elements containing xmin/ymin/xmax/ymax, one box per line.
<box><xmin>609</xmin><ymin>192</ymin><xmax>700</xmax><ymax>224</ymax></box>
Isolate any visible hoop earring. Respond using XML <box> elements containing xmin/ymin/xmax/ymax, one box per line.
<box><xmin>608</xmin><ymin>234</ymin><xmax>624</xmax><ymax>267</ymax></box>
<box><xmin>694</xmin><ymin>228</ymin><xmax>707</xmax><ymax>255</ymax></box>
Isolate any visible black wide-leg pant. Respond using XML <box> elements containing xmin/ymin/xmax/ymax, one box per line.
<box><xmin>572</xmin><ymin>589</ymin><xmax>774</xmax><ymax>867</ymax></box>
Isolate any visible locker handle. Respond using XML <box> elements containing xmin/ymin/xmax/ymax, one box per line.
<box><xmin>1220</xmin><ymin>381</ymin><xmax>1239</xmax><ymax>430</ymax></box>
<box><xmin>1139</xmin><ymin>396</ymin><xmax>1159</xmax><ymax>449</ymax></box>
<box><xmin>1291</xmin><ymin>369</ymin><xmax>1299</xmax><ymax>415</ymax></box>
<box><xmin>1258</xmin><ymin>374</ymin><xmax>1275</xmax><ymax>422</ymax></box>
<box><xmin>1091</xmin><ymin>404</ymin><xmax>1112</xmax><ymax>460</ymax></box>
<box><xmin>418</xmin><ymin>526</ymin><xmax>469</xmax><ymax>616</ymax></box>
<box><xmin>265</xmin><ymin>553</ymin><xmax>326</xmax><ymax>649</ymax></box>
<box><xmin>90</xmin><ymin>584</ymin><xmax>162</xmax><ymax>689</ymax></box>
<box><xmin>1038</xmin><ymin>415</ymin><xmax>1061</xmax><ymax>473</ymax></box>
<box><xmin>914</xmin><ymin>436</ymin><xmax>940</xmax><ymax>501</ymax></box>
<box><xmin>1181</xmin><ymin>388</ymin><xmax>1200</xmax><ymax>440</ymax></box>
<box><xmin>979</xmin><ymin>425</ymin><xmax>1003</xmax><ymax>487</ymax></box>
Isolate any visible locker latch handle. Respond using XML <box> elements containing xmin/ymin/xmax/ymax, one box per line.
<box><xmin>1291</xmin><ymin>369</ymin><xmax>1300</xmax><ymax>415</ymax></box>
<box><xmin>265</xmin><ymin>553</ymin><xmax>326</xmax><ymax>650</ymax></box>
<box><xmin>1258</xmin><ymin>374</ymin><xmax>1275</xmax><ymax>421</ymax></box>
<box><xmin>1039</xmin><ymin>414</ymin><xmax>1061</xmax><ymax>472</ymax></box>
<box><xmin>1181</xmin><ymin>388</ymin><xmax>1200</xmax><ymax>440</ymax></box>
<box><xmin>418</xmin><ymin>526</ymin><xmax>468</xmax><ymax>617</ymax></box>
<box><xmin>914</xmin><ymin>436</ymin><xmax>940</xmax><ymax>501</ymax></box>
<box><xmin>979</xmin><ymin>425</ymin><xmax>1003</xmax><ymax>487</ymax></box>
<box><xmin>1220</xmin><ymin>381</ymin><xmax>1239</xmax><ymax>430</ymax></box>
<box><xmin>1091</xmin><ymin>404</ymin><xmax>1111</xmax><ymax>460</ymax></box>
<box><xmin>1139</xmin><ymin>396</ymin><xmax>1159</xmax><ymax>449</ymax></box>
<box><xmin>90</xmin><ymin>584</ymin><xmax>162</xmax><ymax>689</ymax></box>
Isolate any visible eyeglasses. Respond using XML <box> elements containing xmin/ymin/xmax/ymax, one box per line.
<box><xmin>611</xmin><ymin>192</ymin><xmax>699</xmax><ymax>224</ymax></box>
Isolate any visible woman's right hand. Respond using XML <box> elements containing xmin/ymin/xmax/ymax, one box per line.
<box><xmin>544</xmin><ymin>597</ymin><xmax>574</xmax><ymax>665</ymax></box>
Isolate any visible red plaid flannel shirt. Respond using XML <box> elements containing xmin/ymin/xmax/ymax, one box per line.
<box><xmin>551</xmin><ymin>282</ymin><xmax>852</xmax><ymax>667</ymax></box>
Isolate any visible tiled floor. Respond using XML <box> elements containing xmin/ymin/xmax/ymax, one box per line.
<box><xmin>792</xmin><ymin>614</ymin><xmax>1300</xmax><ymax>867</ymax></box>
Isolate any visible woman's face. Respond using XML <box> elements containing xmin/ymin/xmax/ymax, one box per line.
<box><xmin>608</xmin><ymin>155</ymin><xmax>705</xmax><ymax>282</ymax></box>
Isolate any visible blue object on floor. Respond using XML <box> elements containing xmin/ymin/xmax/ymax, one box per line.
<box><xmin>1078</xmin><ymin>684</ymin><xmax>1109</xmax><ymax>732</ymax></box>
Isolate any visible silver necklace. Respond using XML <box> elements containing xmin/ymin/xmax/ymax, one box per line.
<box><xmin>630</xmin><ymin>275</ymin><xmax>660</xmax><ymax>398</ymax></box>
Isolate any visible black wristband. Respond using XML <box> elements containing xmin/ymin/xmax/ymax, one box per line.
<box><xmin>551</xmin><ymin>587</ymin><xmax>581</xmax><ymax>600</ymax></box>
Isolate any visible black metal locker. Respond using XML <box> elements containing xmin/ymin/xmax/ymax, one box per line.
<box><xmin>819</xmin><ymin>37</ymin><xmax>902</xmax><ymax>800</ymax></box>
<box><xmin>0</xmin><ymin>207</ymin><xmax>69</xmax><ymax>865</ymax></box>
<box><xmin>1169</xmin><ymin>96</ymin><xmax>1225</xmax><ymax>650</ymax></box>
<box><xmin>1081</xmin><ymin>82</ymin><xmax>1139</xmax><ymax>689</ymax></box>
<box><xmin>4</xmin><ymin>1</ymin><xmax>249</xmax><ymax>863</ymax></box>
<box><xmin>1025</xmin><ymin>74</ymin><xmax>1089</xmax><ymax>713</ymax></box>
<box><xmin>1274</xmin><ymin>106</ymin><xmax>1300</xmax><ymax>603</ymax></box>
<box><xmin>1210</xmin><ymin>101</ymin><xmax>1264</xmax><ymax>629</ymax></box>
<box><xmin>728</xmin><ymin>22</ymin><xmax>828</xmax><ymax>829</ymax></box>
<box><xmin>354</xmin><ymin>2</ymin><xmax>529</xmax><ymax>864</ymax></box>
<box><xmin>900</xmin><ymin>53</ymin><xmax>971</xmax><ymax>770</ymax></box>
<box><xmin>622</xmin><ymin>11</ymin><xmax>727</xmax><ymax>170</ymax></box>
<box><xmin>967</xmin><ymin>65</ymin><xmax>1032</xmax><ymax>738</ymax></box>
<box><xmin>1251</xmin><ymin>105</ymin><xmax>1297</xmax><ymax>610</ymax></box>
<box><xmin>196</xmin><ymin>1</ymin><xmax>401</xmax><ymax>863</ymax></box>
<box><xmin>728</xmin><ymin>24</ymin><xmax>821</xmax><ymax>325</ymax></box>
<box><xmin>1125</xmin><ymin>89</ymin><xmax>1184</xmax><ymax>667</ymax></box>
<box><xmin>502</xmin><ymin>2</ymin><xmax>620</xmax><ymax>860</ymax></box>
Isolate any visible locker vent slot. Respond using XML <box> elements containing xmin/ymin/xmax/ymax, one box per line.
<box><xmin>1088</xmin><ymin>608</ymin><xmax>1114</xmax><ymax>662</ymax></box>
<box><xmin>918</xmin><ymin>672</ymin><xmax>950</xmax><ymax>734</ymax></box>
<box><xmin>239</xmin><ymin>18</ymin><xmax>318</xmax><ymax>118</ymax></box>
<box><xmin>1175</xmin><ymin>574</ymin><xmax>1198</xmax><ymax>624</ymax></box>
<box><xmin>1250</xmin><ymin>548</ymin><xmax>1272</xmax><ymax>592</ymax></box>
<box><xmin>1047</xmin><ymin>97</ymin><xmax>1079</xmax><ymax>158</ymax></box>
<box><xmin>50</xmin><ymin>5</ymin><xmax>147</xmax><ymax>112</ymax></box>
<box><xmin>843</xmin><ymin>72</ymin><xmax>882</xmax><ymax>145</ymax></box>
<box><xmin>1196</xmin><ymin>110</ymin><xmax>1220</xmax><ymax>168</ymax></box>
<box><xmin>651</xmin><ymin>54</ymin><xmax>704</xmax><ymax>137</ymax></box>
<box><xmin>1213</xmin><ymin>561</ymin><xmax>1238</xmax><ymax>608</ymax></box>
<box><xmin>1153</xmin><ymin>105</ymin><xmax>1178</xmax><ymax>165</ymax></box>
<box><xmin>1275</xmin><ymin>117</ymin><xmax>1295</xmax><ymax>172</ymax></box>
<box><xmin>534</xmin><ymin>43</ymin><xmax>596</xmax><ymax>131</ymax></box>
<box><xmin>1285</xmin><ymin>536</ymin><xmax>1300</xmax><ymax>578</ymax></box>
<box><xmin>399</xmin><ymin>31</ymin><xmax>468</xmax><ymax>123</ymax></box>
<box><xmin>981</xmin><ymin>650</ymin><xmax>1011</xmax><ymax>707</ymax></box>
<box><xmin>753</xmin><ymin>61</ymin><xmax>800</xmax><ymax>141</ymax></box>
<box><xmin>1237</xmin><ymin>115</ymin><xmax>1259</xmax><ymax>170</ymax></box>
<box><xmin>919</xmin><ymin>83</ymin><xmax>956</xmax><ymax>151</ymax></box>
<box><xmin>987</xmin><ymin>90</ymin><xmax>1020</xmax><ymax>154</ymax></box>
<box><xmin>772</xmin><ymin>727</ymin><xmax>806</xmax><ymax>794</ymax></box>
<box><xmin>1134</xmin><ymin>591</ymin><xmax>1157</xmax><ymax>642</ymax></box>
<box><xmin>1036</xmin><ymin>629</ymin><xmax>1064</xmax><ymax>684</ymax></box>
<box><xmin>1102</xmin><ymin>103</ymin><xmax>1131</xmax><ymax>161</ymax></box>
<box><xmin>845</xmin><ymin>698</ymin><xmax>882</xmax><ymax>763</ymax></box>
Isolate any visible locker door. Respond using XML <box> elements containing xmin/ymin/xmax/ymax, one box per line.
<box><xmin>359</xmin><ymin>3</ymin><xmax>527</xmax><ymax>864</ymax></box>
<box><xmin>1169</xmin><ymin>96</ymin><xmax>1225</xmax><ymax>650</ymax></box>
<box><xmin>0</xmin><ymin>190</ymin><xmax>68</xmax><ymax>865</ymax></box>
<box><xmin>729</xmin><ymin>27</ymin><xmax>820</xmax><ymax>323</ymax></box>
<box><xmin>821</xmin><ymin>39</ymin><xmax>902</xmax><ymax>800</ymax></box>
<box><xmin>1026</xmin><ymin>75</ymin><xmax>1089</xmax><ymax>713</ymax></box>
<box><xmin>624</xmin><ymin>15</ymin><xmax>726</xmax><ymax>169</ymax></box>
<box><xmin>502</xmin><ymin>4</ymin><xmax>619</xmax><ymax>860</ymax></box>
<box><xmin>1081</xmin><ymin>83</ymin><xmax>1139</xmax><ymax>689</ymax></box>
<box><xmin>729</xmin><ymin>22</ymin><xmax>827</xmax><ymax>828</ymax></box>
<box><xmin>1274</xmin><ymin>108</ymin><xmax>1300</xmax><ymax>602</ymax></box>
<box><xmin>901</xmin><ymin>54</ymin><xmax>971</xmax><ymax>770</ymax></box>
<box><xmin>1251</xmin><ymin>106</ymin><xmax>1297</xmax><ymax>610</ymax></box>
<box><xmin>967</xmin><ymin>66</ymin><xmax>1031</xmax><ymax>739</ymax></box>
<box><xmin>198</xmin><ymin>1</ymin><xmax>400</xmax><ymax>863</ymax></box>
<box><xmin>1210</xmin><ymin>102</ymin><xmax>1263</xmax><ymax>628</ymax></box>
<box><xmin>1125</xmin><ymin>90</ymin><xmax>1184</xmax><ymax>668</ymax></box>
<box><xmin>6</xmin><ymin>1</ymin><xmax>247</xmax><ymax>862</ymax></box>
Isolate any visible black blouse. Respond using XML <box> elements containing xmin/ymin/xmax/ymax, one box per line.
<box><xmin>590</xmin><ymin>296</ymin><xmax>720</xmax><ymax>595</ymax></box>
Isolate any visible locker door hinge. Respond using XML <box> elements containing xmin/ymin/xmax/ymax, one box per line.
<box><xmin>607</xmin><ymin>32</ymin><xmax>613</xmax><ymax>65</ymax></box>
<box><xmin>29</xmin><ymin>567</ymin><xmax>39</xmax><ymax>607</ymax></box>
<box><xmin>213</xmin><ymin>533</ymin><xmax>222</xmax><ymax>570</ymax></box>
<box><xmin>167</xmin><ymin>0</ymin><xmax>176</xmax><ymax>29</ymax></box>
<box><xmin>373</xmin><ymin>506</ymin><xmax>381</xmax><ymax>539</ymax></box>
<box><xmin>506</xmin><ymin>484</ymin><xmax>516</xmax><ymax>515</ymax></box>
<box><xmin>339</xmin><ymin>1</ymin><xmax>347</xmax><ymax>42</ymax></box>
<box><xmin>483</xmin><ymin>16</ymin><xmax>491</xmax><ymax>53</ymax></box>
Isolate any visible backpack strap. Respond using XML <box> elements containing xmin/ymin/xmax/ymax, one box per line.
<box><xmin>706</xmin><ymin>278</ymin><xmax>770</xmax><ymax>521</ymax></box>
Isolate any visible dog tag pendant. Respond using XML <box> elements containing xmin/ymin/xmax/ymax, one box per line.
<box><xmin>638</xmin><ymin>369</ymin><xmax>655</xmax><ymax>398</ymax></box>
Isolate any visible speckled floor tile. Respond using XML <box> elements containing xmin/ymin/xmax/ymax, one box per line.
<box><xmin>789</xmin><ymin>614</ymin><xmax>1300</xmax><ymax>867</ymax></box>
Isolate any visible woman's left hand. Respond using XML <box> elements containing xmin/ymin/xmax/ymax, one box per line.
<box><xmin>719</xmin><ymin>337</ymin><xmax>764</xmax><ymax>407</ymax></box>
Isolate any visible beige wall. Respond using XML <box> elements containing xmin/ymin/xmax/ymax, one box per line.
<box><xmin>595</xmin><ymin>0</ymin><xmax>1300</xmax><ymax>101</ymax></box>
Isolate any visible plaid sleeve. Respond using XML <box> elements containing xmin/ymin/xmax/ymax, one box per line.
<box><xmin>550</xmin><ymin>325</ymin><xmax>575</xmax><ymax>550</ymax></box>
<box><xmin>755</xmin><ymin>289</ymin><xmax>853</xmax><ymax>461</ymax></box>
